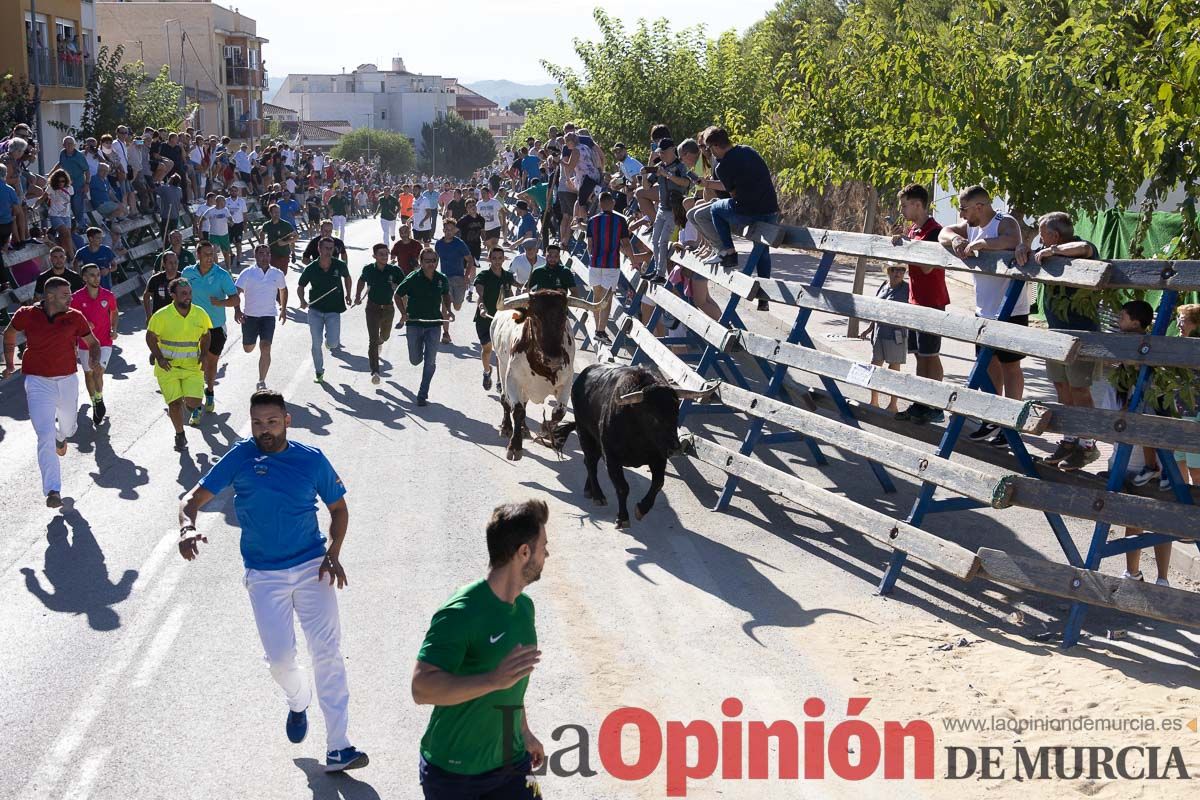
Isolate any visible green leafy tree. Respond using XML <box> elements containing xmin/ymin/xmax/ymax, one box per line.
<box><xmin>330</xmin><ymin>127</ymin><xmax>416</xmax><ymax>176</ymax></box>
<box><xmin>0</xmin><ymin>74</ymin><xmax>36</xmax><ymax>136</ymax></box>
<box><xmin>508</xmin><ymin>95</ymin><xmax>575</xmax><ymax>147</ymax></box>
<box><xmin>419</xmin><ymin>112</ymin><xmax>496</xmax><ymax>178</ymax></box>
<box><xmin>507</xmin><ymin>98</ymin><xmax>541</xmax><ymax>116</ymax></box>
<box><xmin>63</xmin><ymin>46</ymin><xmax>190</xmax><ymax>138</ymax></box>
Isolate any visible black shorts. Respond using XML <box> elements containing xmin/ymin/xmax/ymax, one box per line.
<box><xmin>467</xmin><ymin>239</ymin><xmax>482</xmax><ymax>260</ymax></box>
<box><xmin>230</xmin><ymin>221</ymin><xmax>245</xmax><ymax>243</ymax></box>
<box><xmin>414</xmin><ymin>229</ymin><xmax>434</xmax><ymax>243</ymax></box>
<box><xmin>484</xmin><ymin>226</ymin><xmax>501</xmax><ymax>242</ymax></box>
<box><xmin>241</xmin><ymin>315</ymin><xmax>276</xmax><ymax>346</ymax></box>
<box><xmin>908</xmin><ymin>305</ymin><xmax>946</xmax><ymax>356</ymax></box>
<box><xmin>207</xmin><ymin>326</ymin><xmax>227</xmax><ymax>356</ymax></box>
<box><xmin>975</xmin><ymin>314</ymin><xmax>1028</xmax><ymax>363</ymax></box>
<box><xmin>475</xmin><ymin>317</ymin><xmax>492</xmax><ymax>345</ymax></box>
<box><xmin>557</xmin><ymin>191</ymin><xmax>578</xmax><ymax>215</ymax></box>
<box><xmin>420</xmin><ymin>753</ymin><xmax>536</xmax><ymax>799</ymax></box>
<box><xmin>577</xmin><ymin>175</ymin><xmax>599</xmax><ymax>201</ymax></box>
<box><xmin>308</xmin><ymin>208</ymin><xmax>321</xmax><ymax>223</ymax></box>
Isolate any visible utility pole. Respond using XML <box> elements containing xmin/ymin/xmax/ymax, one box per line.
<box><xmin>29</xmin><ymin>0</ymin><xmax>45</xmax><ymax>174</ymax></box>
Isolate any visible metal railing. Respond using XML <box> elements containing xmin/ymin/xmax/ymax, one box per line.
<box><xmin>224</xmin><ymin>65</ymin><xmax>265</xmax><ymax>88</ymax></box>
<box><xmin>57</xmin><ymin>58</ymin><xmax>84</xmax><ymax>88</ymax></box>
<box><xmin>27</xmin><ymin>50</ymin><xmax>53</xmax><ymax>85</ymax></box>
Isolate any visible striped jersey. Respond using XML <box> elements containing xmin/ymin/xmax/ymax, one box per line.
<box><xmin>587</xmin><ymin>211</ymin><xmax>631</xmax><ymax>270</ymax></box>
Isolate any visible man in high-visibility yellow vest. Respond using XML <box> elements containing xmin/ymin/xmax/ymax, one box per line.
<box><xmin>146</xmin><ymin>276</ymin><xmax>212</xmax><ymax>450</ymax></box>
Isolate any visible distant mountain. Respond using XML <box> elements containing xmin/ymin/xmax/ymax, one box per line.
<box><xmin>464</xmin><ymin>80</ymin><xmax>559</xmax><ymax>110</ymax></box>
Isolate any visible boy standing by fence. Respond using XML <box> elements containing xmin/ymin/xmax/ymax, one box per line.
<box><xmin>860</xmin><ymin>265</ymin><xmax>909</xmax><ymax>413</ymax></box>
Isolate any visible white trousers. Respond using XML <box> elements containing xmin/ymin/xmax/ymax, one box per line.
<box><xmin>24</xmin><ymin>373</ymin><xmax>79</xmax><ymax>495</ymax></box>
<box><xmin>331</xmin><ymin>215</ymin><xmax>347</xmax><ymax>240</ymax></box>
<box><xmin>244</xmin><ymin>555</ymin><xmax>351</xmax><ymax>751</ymax></box>
<box><xmin>380</xmin><ymin>218</ymin><xmax>396</xmax><ymax>242</ymax></box>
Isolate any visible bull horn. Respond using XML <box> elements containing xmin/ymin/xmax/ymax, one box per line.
<box><xmin>502</xmin><ymin>293</ymin><xmax>531</xmax><ymax>310</ymax></box>
<box><xmin>567</xmin><ymin>296</ymin><xmax>604</xmax><ymax>312</ymax></box>
<box><xmin>616</xmin><ymin>390</ymin><xmax>646</xmax><ymax>406</ymax></box>
<box><xmin>674</xmin><ymin>382</ymin><xmax>719</xmax><ymax>401</ymax></box>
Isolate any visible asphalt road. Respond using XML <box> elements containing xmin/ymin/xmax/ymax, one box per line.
<box><xmin>0</xmin><ymin>217</ymin><xmax>1193</xmax><ymax>800</ymax></box>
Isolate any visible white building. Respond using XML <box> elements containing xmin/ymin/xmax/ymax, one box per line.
<box><xmin>273</xmin><ymin>58</ymin><xmax>462</xmax><ymax>151</ymax></box>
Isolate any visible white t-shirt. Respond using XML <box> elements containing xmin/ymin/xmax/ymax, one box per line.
<box><xmin>285</xmin><ymin>177</ymin><xmax>297</xmax><ymax>193</ymax></box>
<box><xmin>225</xmin><ymin>196</ymin><xmax>247</xmax><ymax>224</ymax></box>
<box><xmin>967</xmin><ymin>211</ymin><xmax>1031</xmax><ymax>318</ymax></box>
<box><xmin>203</xmin><ymin>206</ymin><xmax>230</xmax><ymax>237</ymax></box>
<box><xmin>619</xmin><ymin>154</ymin><xmax>644</xmax><ymax>181</ymax></box>
<box><xmin>189</xmin><ymin>145</ymin><xmax>203</xmax><ymax>166</ymax></box>
<box><xmin>413</xmin><ymin>194</ymin><xmax>437</xmax><ymax>231</ymax></box>
<box><xmin>235</xmin><ymin>265</ymin><xmax>288</xmax><ymax>317</ymax></box>
<box><xmin>234</xmin><ymin>150</ymin><xmax>252</xmax><ymax>173</ymax></box>
<box><xmin>508</xmin><ymin>253</ymin><xmax>544</xmax><ymax>285</ymax></box>
<box><xmin>48</xmin><ymin>186</ymin><xmax>74</xmax><ymax>217</ymax></box>
<box><xmin>194</xmin><ymin>202</ymin><xmax>212</xmax><ymax>232</ymax></box>
<box><xmin>477</xmin><ymin>198</ymin><xmax>502</xmax><ymax>229</ymax></box>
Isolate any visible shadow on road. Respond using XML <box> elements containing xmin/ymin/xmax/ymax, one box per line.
<box><xmin>20</xmin><ymin>509</ymin><xmax>137</xmax><ymax>631</ymax></box>
<box><xmin>293</xmin><ymin>758</ymin><xmax>381</xmax><ymax>800</ymax></box>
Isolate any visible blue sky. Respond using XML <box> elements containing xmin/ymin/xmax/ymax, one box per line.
<box><xmin>231</xmin><ymin>0</ymin><xmax>775</xmax><ymax>84</ymax></box>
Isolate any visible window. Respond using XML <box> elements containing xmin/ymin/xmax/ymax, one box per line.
<box><xmin>248</xmin><ymin>49</ymin><xmax>259</xmax><ymax>69</ymax></box>
<box><xmin>224</xmin><ymin>45</ymin><xmax>239</xmax><ymax>61</ymax></box>
<box><xmin>380</xmin><ymin>81</ymin><xmax>385</xmax><ymax>93</ymax></box>
<box><xmin>379</xmin><ymin>110</ymin><xmax>386</xmax><ymax>121</ymax></box>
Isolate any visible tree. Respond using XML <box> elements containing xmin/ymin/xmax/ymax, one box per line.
<box><xmin>419</xmin><ymin>112</ymin><xmax>496</xmax><ymax>178</ymax></box>
<box><xmin>330</xmin><ymin>127</ymin><xmax>415</xmax><ymax>176</ymax></box>
<box><xmin>64</xmin><ymin>46</ymin><xmax>190</xmax><ymax>138</ymax></box>
<box><xmin>0</xmin><ymin>74</ymin><xmax>35</xmax><ymax>137</ymax></box>
<box><xmin>507</xmin><ymin>98</ymin><xmax>540</xmax><ymax>116</ymax></box>
<box><xmin>508</xmin><ymin>95</ymin><xmax>576</xmax><ymax>148</ymax></box>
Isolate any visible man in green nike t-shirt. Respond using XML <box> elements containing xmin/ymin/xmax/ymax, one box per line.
<box><xmin>412</xmin><ymin>499</ymin><xmax>548</xmax><ymax>799</ymax></box>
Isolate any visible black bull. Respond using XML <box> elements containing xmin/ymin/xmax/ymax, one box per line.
<box><xmin>553</xmin><ymin>364</ymin><xmax>709</xmax><ymax>529</ymax></box>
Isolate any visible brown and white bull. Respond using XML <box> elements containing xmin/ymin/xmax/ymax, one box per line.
<box><xmin>490</xmin><ymin>289</ymin><xmax>599</xmax><ymax>460</ymax></box>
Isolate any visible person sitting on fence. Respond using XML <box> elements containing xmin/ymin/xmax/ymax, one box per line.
<box><xmin>939</xmin><ymin>184</ymin><xmax>1027</xmax><ymax>449</ymax></box>
<box><xmin>633</xmin><ymin>124</ymin><xmax>672</xmax><ymax>226</ymax></box>
<box><xmin>890</xmin><ymin>183</ymin><xmax>947</xmax><ymax>424</ymax></box>
<box><xmin>1170</xmin><ymin>303</ymin><xmax>1200</xmax><ymax>489</ymax></box>
<box><xmin>1015</xmin><ymin>211</ymin><xmax>1102</xmax><ymax>471</ymax></box>
<box><xmin>1109</xmin><ymin>299</ymin><xmax>1177</xmax><ymax>491</ymax></box>
<box><xmin>858</xmin><ymin>265</ymin><xmax>910</xmax><ymax>413</ymax></box>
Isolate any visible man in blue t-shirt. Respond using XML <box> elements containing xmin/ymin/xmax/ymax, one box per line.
<box><xmin>182</xmin><ymin>240</ymin><xmax>239</xmax><ymax>414</ymax></box>
<box><xmin>73</xmin><ymin>227</ymin><xmax>118</xmax><ymax>290</ymax></box>
<box><xmin>179</xmin><ymin>389</ymin><xmax>369</xmax><ymax>774</ymax></box>
<box><xmin>278</xmin><ymin>192</ymin><xmax>302</xmax><ymax>229</ymax></box>
<box><xmin>434</xmin><ymin>218</ymin><xmax>475</xmax><ymax>344</ymax></box>
<box><xmin>56</xmin><ymin>136</ymin><xmax>90</xmax><ymax>230</ymax></box>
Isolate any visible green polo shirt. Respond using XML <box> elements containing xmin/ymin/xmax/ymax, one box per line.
<box><xmin>360</xmin><ymin>261</ymin><xmax>405</xmax><ymax>305</ymax></box>
<box><xmin>396</xmin><ymin>269</ymin><xmax>449</xmax><ymax>326</ymax></box>
<box><xmin>378</xmin><ymin>195</ymin><xmax>399</xmax><ymax>221</ymax></box>
<box><xmin>473</xmin><ymin>268</ymin><xmax>517</xmax><ymax>321</ymax></box>
<box><xmin>298</xmin><ymin>259</ymin><xmax>351</xmax><ymax>313</ymax></box>
<box><xmin>329</xmin><ymin>194</ymin><xmax>349</xmax><ymax>217</ymax></box>
<box><xmin>526</xmin><ymin>264</ymin><xmax>577</xmax><ymax>292</ymax></box>
<box><xmin>418</xmin><ymin>579</ymin><xmax>537</xmax><ymax>776</ymax></box>
<box><xmin>261</xmin><ymin>219</ymin><xmax>295</xmax><ymax>258</ymax></box>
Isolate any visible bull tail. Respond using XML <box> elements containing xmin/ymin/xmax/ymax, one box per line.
<box><xmin>549</xmin><ymin>421</ymin><xmax>577</xmax><ymax>454</ymax></box>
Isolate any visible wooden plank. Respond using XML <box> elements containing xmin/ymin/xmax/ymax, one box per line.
<box><xmin>753</xmin><ymin>223</ymin><xmax>1111</xmax><ymax>288</ymax></box>
<box><xmin>112</xmin><ymin>215</ymin><xmax>154</xmax><ymax>235</ymax></box>
<box><xmin>737</xmin><ymin>329</ymin><xmax>1046</xmax><ymax>433</ymax></box>
<box><xmin>682</xmin><ymin>435</ymin><xmax>981</xmax><ymax>581</ymax></box>
<box><xmin>6</xmin><ymin>243</ymin><xmax>49</xmax><ymax>265</ymax></box>
<box><xmin>976</xmin><ymin>548</ymin><xmax>1200</xmax><ymax>629</ymax></box>
<box><xmin>746</xmin><ymin>221</ymin><xmax>784</xmax><ymax>247</ymax></box>
<box><xmin>1070</xmin><ymin>330</ymin><xmax>1200</xmax><ymax>370</ymax></box>
<box><xmin>1041</xmin><ymin>403</ymin><xmax>1200</xmax><ymax>452</ymax></box>
<box><xmin>644</xmin><ymin>285</ymin><xmax>741</xmax><ymax>353</ymax></box>
<box><xmin>671</xmin><ymin>251</ymin><xmax>759</xmax><ymax>299</ymax></box>
<box><xmin>1008</xmin><ymin>477</ymin><xmax>1198</xmax><ymax>539</ymax></box>
<box><xmin>717</xmin><ymin>383</ymin><xmax>1018</xmax><ymax>507</ymax></box>
<box><xmin>622</xmin><ymin>317</ymin><xmax>712</xmax><ymax>392</ymax></box>
<box><xmin>1107</xmin><ymin>260</ymin><xmax>1200</xmax><ymax>292</ymax></box>
<box><xmin>755</xmin><ymin>279</ymin><xmax>1081</xmax><ymax>362</ymax></box>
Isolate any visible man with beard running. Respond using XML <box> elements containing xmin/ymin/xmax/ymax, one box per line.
<box><xmin>235</xmin><ymin>244</ymin><xmax>289</xmax><ymax>389</ymax></box>
<box><xmin>412</xmin><ymin>499</ymin><xmax>548</xmax><ymax>799</ymax></box>
<box><xmin>179</xmin><ymin>389</ymin><xmax>369</xmax><ymax>774</ymax></box>
<box><xmin>146</xmin><ymin>277</ymin><xmax>211</xmax><ymax>448</ymax></box>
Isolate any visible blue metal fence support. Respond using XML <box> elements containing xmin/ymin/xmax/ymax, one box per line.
<box><xmin>1059</xmin><ymin>289</ymin><xmax>1196</xmax><ymax>647</ymax></box>
<box><xmin>713</xmin><ymin>249</ymin><xmax>898</xmax><ymax>511</ymax></box>
<box><xmin>878</xmin><ymin>277</ymin><xmax>1083</xmax><ymax>595</ymax></box>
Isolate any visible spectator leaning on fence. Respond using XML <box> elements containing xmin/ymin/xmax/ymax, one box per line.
<box><xmin>1015</xmin><ymin>211</ymin><xmax>1101</xmax><ymax>471</ymax></box>
<box><xmin>939</xmin><ymin>184</ymin><xmax>1028</xmax><ymax>449</ymax></box>
<box><xmin>890</xmin><ymin>183</ymin><xmax>947</xmax><ymax>424</ymax></box>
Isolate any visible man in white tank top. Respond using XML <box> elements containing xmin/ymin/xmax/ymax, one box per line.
<box><xmin>938</xmin><ymin>184</ymin><xmax>1027</xmax><ymax>446</ymax></box>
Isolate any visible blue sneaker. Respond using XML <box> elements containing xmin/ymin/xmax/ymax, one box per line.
<box><xmin>188</xmin><ymin>407</ymin><xmax>202</xmax><ymax>427</ymax></box>
<box><xmin>325</xmin><ymin>746</ymin><xmax>369</xmax><ymax>773</ymax></box>
<box><xmin>286</xmin><ymin>708</ymin><xmax>307</xmax><ymax>744</ymax></box>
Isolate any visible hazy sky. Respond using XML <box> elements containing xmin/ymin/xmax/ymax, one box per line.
<box><xmin>228</xmin><ymin>0</ymin><xmax>775</xmax><ymax>85</ymax></box>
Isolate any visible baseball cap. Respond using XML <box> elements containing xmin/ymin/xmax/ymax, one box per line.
<box><xmin>655</xmin><ymin>138</ymin><xmax>676</xmax><ymax>152</ymax></box>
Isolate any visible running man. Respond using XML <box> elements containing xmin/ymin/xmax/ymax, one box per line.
<box><xmin>182</xmin><ymin>241</ymin><xmax>238</xmax><ymax>415</ymax></box>
<box><xmin>145</xmin><ymin>277</ymin><xmax>211</xmax><ymax>448</ymax></box>
<box><xmin>586</xmin><ymin>191</ymin><xmax>635</xmax><ymax>345</ymax></box>
<box><xmin>526</xmin><ymin>243</ymin><xmax>577</xmax><ymax>292</ymax></box>
<box><xmin>412</xmin><ymin>499</ymin><xmax>547</xmax><ymax>798</ymax></box>
<box><xmin>297</xmin><ymin>238</ymin><xmax>352</xmax><ymax>383</ymax></box>
<box><xmin>227</xmin><ymin>184</ymin><xmax>249</xmax><ymax>266</ymax></box>
<box><xmin>395</xmin><ymin>249</ymin><xmax>452</xmax><ymax>407</ymax></box>
<box><xmin>476</xmin><ymin>186</ymin><xmax>503</xmax><ymax>253</ymax></box>
<box><xmin>70</xmin><ymin>263</ymin><xmax>119</xmax><ymax>425</ymax></box>
<box><xmin>260</xmin><ymin>203</ymin><xmax>297</xmax><ymax>272</ymax></box>
<box><xmin>353</xmin><ymin>243</ymin><xmax>405</xmax><ymax>385</ymax></box>
<box><xmin>302</xmin><ymin>219</ymin><xmax>348</xmax><ymax>263</ymax></box>
<box><xmin>328</xmin><ymin>191</ymin><xmax>349</xmax><ymax>240</ymax></box>
<box><xmin>235</xmin><ymin>243</ymin><xmax>289</xmax><ymax>389</ymax></box>
<box><xmin>434</xmin><ymin>219</ymin><xmax>475</xmax><ymax>345</ymax></box>
<box><xmin>198</xmin><ymin>194</ymin><xmax>234</xmax><ymax>269</ymax></box>
<box><xmin>3</xmin><ymin>276</ymin><xmax>103</xmax><ymax>507</ymax></box>
<box><xmin>179</xmin><ymin>389</ymin><xmax>369</xmax><ymax>774</ymax></box>
<box><xmin>473</xmin><ymin>246</ymin><xmax>517</xmax><ymax>391</ymax></box>
<box><xmin>378</xmin><ymin>187</ymin><xmax>399</xmax><ymax>243</ymax></box>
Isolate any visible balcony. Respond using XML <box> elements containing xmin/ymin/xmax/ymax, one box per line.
<box><xmin>57</xmin><ymin>58</ymin><xmax>84</xmax><ymax>88</ymax></box>
<box><xmin>225</xmin><ymin>64</ymin><xmax>267</xmax><ymax>90</ymax></box>
<box><xmin>27</xmin><ymin>49</ymin><xmax>53</xmax><ymax>84</ymax></box>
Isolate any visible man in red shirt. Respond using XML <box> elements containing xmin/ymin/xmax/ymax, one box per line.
<box><xmin>3</xmin><ymin>276</ymin><xmax>103</xmax><ymax>507</ymax></box>
<box><xmin>71</xmin><ymin>263</ymin><xmax>119</xmax><ymax>425</ymax></box>
<box><xmin>390</xmin><ymin>225</ymin><xmax>423</xmax><ymax>276</ymax></box>
<box><xmin>891</xmin><ymin>184</ymin><xmax>947</xmax><ymax>424</ymax></box>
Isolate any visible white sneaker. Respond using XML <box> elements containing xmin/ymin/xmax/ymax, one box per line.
<box><xmin>1155</xmin><ymin>577</ymin><xmax>1170</xmax><ymax>587</ymax></box>
<box><xmin>702</xmin><ymin>251</ymin><xmax>727</xmax><ymax>265</ymax></box>
<box><xmin>256</xmin><ymin>381</ymin><xmax>267</xmax><ymax>390</ymax></box>
<box><xmin>1120</xmin><ymin>570</ymin><xmax>1143</xmax><ymax>581</ymax></box>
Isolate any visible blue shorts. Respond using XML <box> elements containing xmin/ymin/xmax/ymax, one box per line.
<box><xmin>241</xmin><ymin>315</ymin><xmax>276</xmax><ymax>346</ymax></box>
<box><xmin>419</xmin><ymin>754</ymin><xmax>538</xmax><ymax>800</ymax></box>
